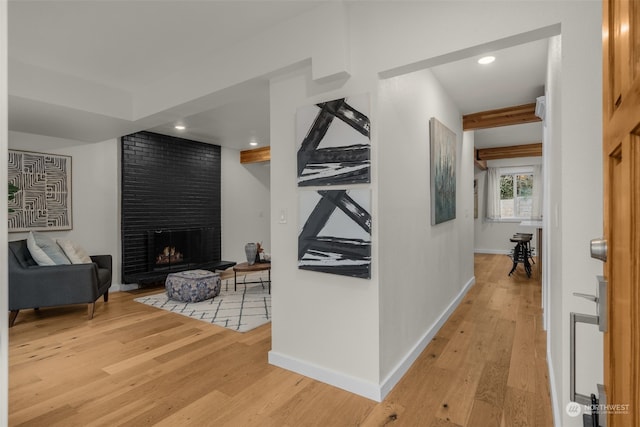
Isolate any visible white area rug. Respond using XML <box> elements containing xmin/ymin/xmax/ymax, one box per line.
<box><xmin>134</xmin><ymin>272</ymin><xmax>271</xmax><ymax>333</ymax></box>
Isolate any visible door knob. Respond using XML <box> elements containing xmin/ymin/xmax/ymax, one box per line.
<box><xmin>590</xmin><ymin>238</ymin><xmax>607</xmax><ymax>262</ymax></box>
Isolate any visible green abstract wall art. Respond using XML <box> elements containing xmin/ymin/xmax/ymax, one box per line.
<box><xmin>430</xmin><ymin>118</ymin><xmax>456</xmax><ymax>225</ymax></box>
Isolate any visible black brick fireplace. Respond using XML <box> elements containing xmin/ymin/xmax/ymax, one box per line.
<box><xmin>121</xmin><ymin>132</ymin><xmax>233</xmax><ymax>284</ymax></box>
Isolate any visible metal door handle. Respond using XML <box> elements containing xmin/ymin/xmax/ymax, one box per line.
<box><xmin>590</xmin><ymin>238</ymin><xmax>607</xmax><ymax>262</ymax></box>
<box><xmin>572</xmin><ymin>277</ymin><xmax>608</xmax><ymax>332</ymax></box>
<box><xmin>573</xmin><ymin>292</ymin><xmax>597</xmax><ymax>302</ymax></box>
<box><xmin>570</xmin><ymin>312</ymin><xmax>599</xmax><ymax>405</ymax></box>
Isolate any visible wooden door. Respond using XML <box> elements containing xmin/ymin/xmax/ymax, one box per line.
<box><xmin>602</xmin><ymin>1</ymin><xmax>640</xmax><ymax>426</ymax></box>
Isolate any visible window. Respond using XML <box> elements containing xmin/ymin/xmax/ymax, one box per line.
<box><xmin>486</xmin><ymin>165</ymin><xmax>540</xmax><ymax>221</ymax></box>
<box><xmin>499</xmin><ymin>172</ymin><xmax>533</xmax><ymax>219</ymax></box>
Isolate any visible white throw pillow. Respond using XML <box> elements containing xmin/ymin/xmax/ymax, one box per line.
<box><xmin>27</xmin><ymin>231</ymin><xmax>71</xmax><ymax>266</ymax></box>
<box><xmin>57</xmin><ymin>239</ymin><xmax>93</xmax><ymax>264</ymax></box>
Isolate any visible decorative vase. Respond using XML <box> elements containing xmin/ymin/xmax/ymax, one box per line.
<box><xmin>244</xmin><ymin>243</ymin><xmax>257</xmax><ymax>265</ymax></box>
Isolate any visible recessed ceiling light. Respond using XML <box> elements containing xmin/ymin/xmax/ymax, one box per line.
<box><xmin>249</xmin><ymin>141</ymin><xmax>258</xmax><ymax>147</ymax></box>
<box><xmin>174</xmin><ymin>125</ymin><xmax>186</xmax><ymax>130</ymax></box>
<box><xmin>478</xmin><ymin>56</ymin><xmax>496</xmax><ymax>65</ymax></box>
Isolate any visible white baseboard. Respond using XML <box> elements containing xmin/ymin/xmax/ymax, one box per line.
<box><xmin>547</xmin><ymin>345</ymin><xmax>562</xmax><ymax>426</ymax></box>
<box><xmin>378</xmin><ymin>275</ymin><xmax>475</xmax><ymax>400</ymax></box>
<box><xmin>268</xmin><ymin>351</ymin><xmax>382</xmax><ymax>402</ymax></box>
<box><xmin>474</xmin><ymin>248</ymin><xmax>510</xmax><ymax>255</ymax></box>
<box><xmin>268</xmin><ymin>275</ymin><xmax>476</xmax><ymax>403</ymax></box>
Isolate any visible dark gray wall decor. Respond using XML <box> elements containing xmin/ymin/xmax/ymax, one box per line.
<box><xmin>298</xmin><ymin>189</ymin><xmax>371</xmax><ymax>279</ymax></box>
<box><xmin>296</xmin><ymin>94</ymin><xmax>370</xmax><ymax>186</ymax></box>
<box><xmin>8</xmin><ymin>150</ymin><xmax>72</xmax><ymax>232</ymax></box>
<box><xmin>121</xmin><ymin>132</ymin><xmax>221</xmax><ymax>284</ymax></box>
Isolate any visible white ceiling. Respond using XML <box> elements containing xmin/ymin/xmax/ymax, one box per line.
<box><xmin>8</xmin><ymin>1</ymin><xmax>547</xmax><ymax>152</ymax></box>
<box><xmin>9</xmin><ymin>1</ymin><xmax>321</xmax><ymax>92</ymax></box>
<box><xmin>430</xmin><ymin>38</ymin><xmax>547</xmax><ymax>149</ymax></box>
<box><xmin>147</xmin><ymin>80</ymin><xmax>271</xmax><ymax>148</ymax></box>
<box><xmin>8</xmin><ymin>1</ymin><xmax>319</xmax><ymax>150</ymax></box>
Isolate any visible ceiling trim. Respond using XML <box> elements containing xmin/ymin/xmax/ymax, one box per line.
<box><xmin>476</xmin><ymin>143</ymin><xmax>542</xmax><ymax>160</ymax></box>
<box><xmin>463</xmin><ymin>103</ymin><xmax>541</xmax><ymax>130</ymax></box>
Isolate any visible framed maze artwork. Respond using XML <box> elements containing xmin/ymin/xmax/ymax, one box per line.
<box><xmin>8</xmin><ymin>150</ymin><xmax>72</xmax><ymax>232</ymax></box>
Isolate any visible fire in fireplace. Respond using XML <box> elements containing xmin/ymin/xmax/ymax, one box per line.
<box><xmin>148</xmin><ymin>228</ymin><xmax>214</xmax><ymax>272</ymax></box>
<box><xmin>156</xmin><ymin>246</ymin><xmax>183</xmax><ymax>265</ymax></box>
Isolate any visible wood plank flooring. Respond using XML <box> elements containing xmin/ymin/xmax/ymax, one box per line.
<box><xmin>9</xmin><ymin>255</ymin><xmax>552</xmax><ymax>426</ymax></box>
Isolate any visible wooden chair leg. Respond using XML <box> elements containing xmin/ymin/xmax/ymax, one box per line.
<box><xmin>103</xmin><ymin>291</ymin><xmax>109</xmax><ymax>302</ymax></box>
<box><xmin>9</xmin><ymin>310</ymin><xmax>19</xmax><ymax>328</ymax></box>
<box><xmin>87</xmin><ymin>302</ymin><xmax>95</xmax><ymax>320</ymax></box>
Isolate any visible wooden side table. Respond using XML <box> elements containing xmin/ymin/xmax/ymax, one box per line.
<box><xmin>233</xmin><ymin>262</ymin><xmax>271</xmax><ymax>293</ymax></box>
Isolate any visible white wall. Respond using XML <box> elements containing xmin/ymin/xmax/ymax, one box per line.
<box><xmin>378</xmin><ymin>68</ymin><xmax>474</xmax><ymax>385</ymax></box>
<box><xmin>551</xmin><ymin>13</ymin><xmax>604</xmax><ymax>427</ymax></box>
<box><xmin>220</xmin><ymin>146</ymin><xmax>271</xmax><ymax>262</ymax></box>
<box><xmin>7</xmin><ymin>132</ymin><xmax>122</xmax><ymax>288</ymax></box>
<box><xmin>545</xmin><ymin>35</ymin><xmax>564</xmax><ymax>426</ymax></box>
<box><xmin>269</xmin><ymin>66</ymin><xmax>383</xmax><ymax>399</ymax></box>
<box><xmin>474</xmin><ymin>157</ymin><xmax>543</xmax><ymax>254</ymax></box>
<box><xmin>1</xmin><ymin>1</ymin><xmax>9</xmax><ymax>423</ymax></box>
<box><xmin>268</xmin><ymin>5</ymin><xmax>474</xmax><ymax>401</ymax></box>
<box><xmin>268</xmin><ymin>12</ymin><xmax>475</xmax><ymax>403</ymax></box>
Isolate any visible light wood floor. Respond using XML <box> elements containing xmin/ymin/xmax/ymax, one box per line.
<box><xmin>9</xmin><ymin>254</ymin><xmax>552</xmax><ymax>426</ymax></box>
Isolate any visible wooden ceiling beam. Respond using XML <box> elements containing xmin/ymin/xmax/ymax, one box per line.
<box><xmin>240</xmin><ymin>146</ymin><xmax>270</xmax><ymax>164</ymax></box>
<box><xmin>463</xmin><ymin>103</ymin><xmax>541</xmax><ymax>130</ymax></box>
<box><xmin>476</xmin><ymin>143</ymin><xmax>542</xmax><ymax>161</ymax></box>
<box><xmin>474</xmin><ymin>149</ymin><xmax>487</xmax><ymax>170</ymax></box>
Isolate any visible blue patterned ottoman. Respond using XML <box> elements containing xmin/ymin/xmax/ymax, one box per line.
<box><xmin>165</xmin><ymin>270</ymin><xmax>221</xmax><ymax>303</ymax></box>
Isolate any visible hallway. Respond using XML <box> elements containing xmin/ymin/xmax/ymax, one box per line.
<box><xmin>365</xmin><ymin>253</ymin><xmax>552</xmax><ymax>425</ymax></box>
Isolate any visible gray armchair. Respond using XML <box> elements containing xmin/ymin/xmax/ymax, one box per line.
<box><xmin>8</xmin><ymin>239</ymin><xmax>112</xmax><ymax>327</ymax></box>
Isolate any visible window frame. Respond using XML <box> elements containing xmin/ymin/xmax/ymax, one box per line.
<box><xmin>494</xmin><ymin>166</ymin><xmax>535</xmax><ymax>222</ymax></box>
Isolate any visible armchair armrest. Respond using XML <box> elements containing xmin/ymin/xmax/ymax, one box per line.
<box><xmin>90</xmin><ymin>254</ymin><xmax>112</xmax><ymax>273</ymax></box>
